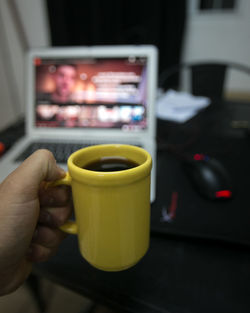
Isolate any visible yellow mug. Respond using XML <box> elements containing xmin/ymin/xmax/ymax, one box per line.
<box><xmin>53</xmin><ymin>144</ymin><xmax>152</xmax><ymax>271</ymax></box>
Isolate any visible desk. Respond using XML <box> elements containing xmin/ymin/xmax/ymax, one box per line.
<box><xmin>2</xmin><ymin>101</ymin><xmax>250</xmax><ymax>313</ymax></box>
<box><xmin>34</xmin><ymin>228</ymin><xmax>250</xmax><ymax>313</ymax></box>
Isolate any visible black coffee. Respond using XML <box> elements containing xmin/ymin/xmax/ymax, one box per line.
<box><xmin>84</xmin><ymin>157</ymin><xmax>139</xmax><ymax>172</ymax></box>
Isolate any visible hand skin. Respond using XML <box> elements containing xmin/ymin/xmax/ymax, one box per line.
<box><xmin>0</xmin><ymin>149</ymin><xmax>72</xmax><ymax>296</ymax></box>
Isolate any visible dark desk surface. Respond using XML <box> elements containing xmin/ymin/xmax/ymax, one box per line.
<box><xmin>4</xmin><ymin>100</ymin><xmax>250</xmax><ymax>313</ymax></box>
<box><xmin>34</xmin><ymin>231</ymin><xmax>250</xmax><ymax>313</ymax></box>
<box><xmin>152</xmin><ymin>100</ymin><xmax>250</xmax><ymax>247</ymax></box>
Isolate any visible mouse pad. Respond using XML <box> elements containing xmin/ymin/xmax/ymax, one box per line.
<box><xmin>151</xmin><ymin>134</ymin><xmax>250</xmax><ymax>247</ymax></box>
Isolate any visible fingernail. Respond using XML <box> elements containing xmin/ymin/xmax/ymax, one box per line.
<box><xmin>48</xmin><ymin>196</ymin><xmax>55</xmax><ymax>205</ymax></box>
<box><xmin>39</xmin><ymin>210</ymin><xmax>52</xmax><ymax>225</ymax></box>
<box><xmin>57</xmin><ymin>166</ymin><xmax>66</xmax><ymax>177</ymax></box>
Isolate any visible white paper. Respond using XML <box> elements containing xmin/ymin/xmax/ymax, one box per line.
<box><xmin>156</xmin><ymin>89</ymin><xmax>211</xmax><ymax>123</ymax></box>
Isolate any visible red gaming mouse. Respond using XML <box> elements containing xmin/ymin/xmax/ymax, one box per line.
<box><xmin>182</xmin><ymin>153</ymin><xmax>233</xmax><ymax>200</ymax></box>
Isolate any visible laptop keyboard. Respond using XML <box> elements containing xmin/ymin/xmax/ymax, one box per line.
<box><xmin>15</xmin><ymin>141</ymin><xmax>141</xmax><ymax>163</ymax></box>
<box><xmin>15</xmin><ymin>142</ymin><xmax>98</xmax><ymax>163</ymax></box>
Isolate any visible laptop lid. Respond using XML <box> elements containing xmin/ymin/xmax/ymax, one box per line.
<box><xmin>26</xmin><ymin>45</ymin><xmax>158</xmax><ymax>142</ymax></box>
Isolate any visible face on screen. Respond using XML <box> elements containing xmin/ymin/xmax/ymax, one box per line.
<box><xmin>35</xmin><ymin>57</ymin><xmax>148</xmax><ymax>130</ymax></box>
<box><xmin>53</xmin><ymin>65</ymin><xmax>77</xmax><ymax>102</ymax></box>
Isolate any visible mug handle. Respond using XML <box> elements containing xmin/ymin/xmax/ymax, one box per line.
<box><xmin>46</xmin><ymin>172</ymin><xmax>77</xmax><ymax>235</ymax></box>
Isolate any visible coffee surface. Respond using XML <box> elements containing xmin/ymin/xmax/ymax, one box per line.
<box><xmin>84</xmin><ymin>157</ymin><xmax>139</xmax><ymax>172</ymax></box>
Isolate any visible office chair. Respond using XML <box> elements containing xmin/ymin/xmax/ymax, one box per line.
<box><xmin>159</xmin><ymin>61</ymin><xmax>250</xmax><ymax>101</ymax></box>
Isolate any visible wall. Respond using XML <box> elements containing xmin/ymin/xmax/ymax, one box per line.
<box><xmin>0</xmin><ymin>0</ymin><xmax>50</xmax><ymax>131</ymax></box>
<box><xmin>183</xmin><ymin>0</ymin><xmax>250</xmax><ymax>97</ymax></box>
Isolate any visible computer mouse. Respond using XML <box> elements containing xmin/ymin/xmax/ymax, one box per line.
<box><xmin>182</xmin><ymin>153</ymin><xmax>233</xmax><ymax>200</ymax></box>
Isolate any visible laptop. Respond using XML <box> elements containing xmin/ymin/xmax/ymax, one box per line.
<box><xmin>0</xmin><ymin>45</ymin><xmax>158</xmax><ymax>202</ymax></box>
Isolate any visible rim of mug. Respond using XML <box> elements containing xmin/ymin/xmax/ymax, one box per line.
<box><xmin>67</xmin><ymin>144</ymin><xmax>152</xmax><ymax>186</ymax></box>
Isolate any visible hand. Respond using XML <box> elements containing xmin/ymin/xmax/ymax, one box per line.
<box><xmin>0</xmin><ymin>149</ymin><xmax>72</xmax><ymax>295</ymax></box>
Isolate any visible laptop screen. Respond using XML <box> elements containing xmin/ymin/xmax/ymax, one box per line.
<box><xmin>34</xmin><ymin>56</ymin><xmax>148</xmax><ymax>130</ymax></box>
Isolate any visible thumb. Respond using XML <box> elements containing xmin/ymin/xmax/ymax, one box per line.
<box><xmin>3</xmin><ymin>149</ymin><xmax>65</xmax><ymax>198</ymax></box>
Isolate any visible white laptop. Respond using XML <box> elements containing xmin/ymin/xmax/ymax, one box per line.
<box><xmin>0</xmin><ymin>45</ymin><xmax>158</xmax><ymax>202</ymax></box>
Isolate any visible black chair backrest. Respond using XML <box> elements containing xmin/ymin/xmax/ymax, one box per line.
<box><xmin>191</xmin><ymin>63</ymin><xmax>226</xmax><ymax>99</ymax></box>
<box><xmin>159</xmin><ymin>62</ymin><xmax>250</xmax><ymax>101</ymax></box>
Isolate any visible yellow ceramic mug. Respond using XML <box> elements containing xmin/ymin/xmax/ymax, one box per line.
<box><xmin>54</xmin><ymin>144</ymin><xmax>152</xmax><ymax>271</ymax></box>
